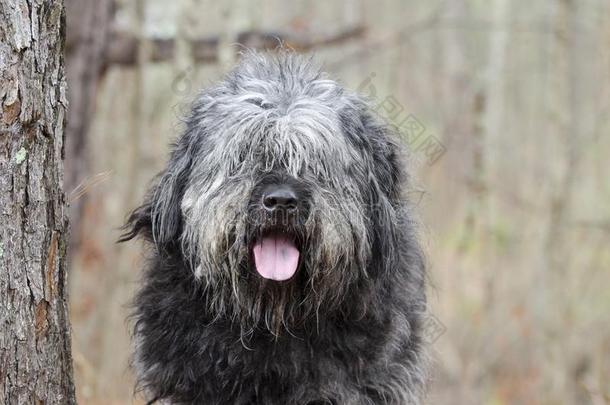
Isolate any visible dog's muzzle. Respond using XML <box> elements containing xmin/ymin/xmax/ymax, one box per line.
<box><xmin>249</xmin><ymin>181</ymin><xmax>307</xmax><ymax>281</ymax></box>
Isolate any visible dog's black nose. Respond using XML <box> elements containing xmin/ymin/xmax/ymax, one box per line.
<box><xmin>262</xmin><ymin>185</ymin><xmax>298</xmax><ymax>211</ymax></box>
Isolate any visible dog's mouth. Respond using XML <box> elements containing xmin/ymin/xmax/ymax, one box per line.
<box><xmin>252</xmin><ymin>230</ymin><xmax>300</xmax><ymax>281</ymax></box>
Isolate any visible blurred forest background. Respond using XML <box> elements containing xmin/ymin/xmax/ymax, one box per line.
<box><xmin>64</xmin><ymin>0</ymin><xmax>610</xmax><ymax>403</ymax></box>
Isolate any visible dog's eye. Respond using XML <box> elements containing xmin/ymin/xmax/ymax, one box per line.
<box><xmin>247</xmin><ymin>98</ymin><xmax>272</xmax><ymax>110</ymax></box>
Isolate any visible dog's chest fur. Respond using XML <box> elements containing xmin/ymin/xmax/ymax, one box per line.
<box><xmin>134</xmin><ymin>256</ymin><xmax>421</xmax><ymax>405</ymax></box>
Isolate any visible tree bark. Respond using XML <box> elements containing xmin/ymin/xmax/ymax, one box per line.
<box><xmin>0</xmin><ymin>1</ymin><xmax>76</xmax><ymax>404</ymax></box>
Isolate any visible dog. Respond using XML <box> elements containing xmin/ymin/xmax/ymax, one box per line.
<box><xmin>120</xmin><ymin>51</ymin><xmax>427</xmax><ymax>404</ymax></box>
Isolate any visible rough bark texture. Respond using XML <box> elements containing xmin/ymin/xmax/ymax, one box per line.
<box><xmin>0</xmin><ymin>0</ymin><xmax>76</xmax><ymax>404</ymax></box>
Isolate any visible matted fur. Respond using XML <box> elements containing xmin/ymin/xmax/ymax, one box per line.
<box><xmin>121</xmin><ymin>51</ymin><xmax>428</xmax><ymax>404</ymax></box>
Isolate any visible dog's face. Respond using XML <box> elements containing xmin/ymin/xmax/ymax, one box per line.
<box><xmin>125</xmin><ymin>53</ymin><xmax>407</xmax><ymax>333</ymax></box>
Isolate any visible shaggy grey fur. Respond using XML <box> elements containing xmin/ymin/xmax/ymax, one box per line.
<box><xmin>121</xmin><ymin>51</ymin><xmax>428</xmax><ymax>404</ymax></box>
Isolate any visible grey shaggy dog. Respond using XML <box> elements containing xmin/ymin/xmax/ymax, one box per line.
<box><xmin>121</xmin><ymin>51</ymin><xmax>428</xmax><ymax>404</ymax></box>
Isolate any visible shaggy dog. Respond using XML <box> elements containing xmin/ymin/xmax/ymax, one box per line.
<box><xmin>121</xmin><ymin>52</ymin><xmax>427</xmax><ymax>404</ymax></box>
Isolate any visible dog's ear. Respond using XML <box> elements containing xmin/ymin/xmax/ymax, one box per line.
<box><xmin>119</xmin><ymin>132</ymin><xmax>195</xmax><ymax>250</ymax></box>
<box><xmin>363</xmin><ymin>113</ymin><xmax>404</xmax><ymax>201</ymax></box>
<box><xmin>340</xmin><ymin>102</ymin><xmax>404</xmax><ymax>202</ymax></box>
<box><xmin>353</xmin><ymin>107</ymin><xmax>411</xmax><ymax>277</ymax></box>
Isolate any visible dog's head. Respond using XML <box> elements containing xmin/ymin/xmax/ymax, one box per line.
<box><xmin>123</xmin><ymin>52</ymin><xmax>412</xmax><ymax>333</ymax></box>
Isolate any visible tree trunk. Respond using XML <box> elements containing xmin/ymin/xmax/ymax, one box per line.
<box><xmin>0</xmin><ymin>1</ymin><xmax>76</xmax><ymax>404</ymax></box>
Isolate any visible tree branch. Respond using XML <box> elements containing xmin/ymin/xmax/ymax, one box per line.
<box><xmin>104</xmin><ymin>26</ymin><xmax>366</xmax><ymax>67</ymax></box>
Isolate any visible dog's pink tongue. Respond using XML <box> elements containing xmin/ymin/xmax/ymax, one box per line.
<box><xmin>253</xmin><ymin>235</ymin><xmax>299</xmax><ymax>281</ymax></box>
